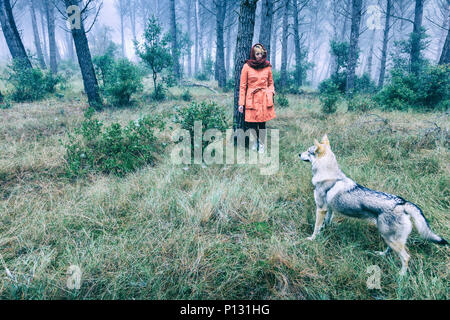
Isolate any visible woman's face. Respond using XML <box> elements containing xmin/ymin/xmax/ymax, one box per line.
<box><xmin>255</xmin><ymin>50</ymin><xmax>264</xmax><ymax>61</ymax></box>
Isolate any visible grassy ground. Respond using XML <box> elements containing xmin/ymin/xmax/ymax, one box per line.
<box><xmin>0</xmin><ymin>79</ymin><xmax>448</xmax><ymax>299</ymax></box>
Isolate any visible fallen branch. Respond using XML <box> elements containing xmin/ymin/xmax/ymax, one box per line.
<box><xmin>180</xmin><ymin>81</ymin><xmax>218</xmax><ymax>94</ymax></box>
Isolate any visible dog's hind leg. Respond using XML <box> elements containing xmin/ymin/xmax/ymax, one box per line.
<box><xmin>307</xmin><ymin>208</ymin><xmax>327</xmax><ymax>241</ymax></box>
<box><xmin>386</xmin><ymin>240</ymin><xmax>410</xmax><ymax>276</ymax></box>
<box><xmin>324</xmin><ymin>209</ymin><xmax>334</xmax><ymax>227</ymax></box>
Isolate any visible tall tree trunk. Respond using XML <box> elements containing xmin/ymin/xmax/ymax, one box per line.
<box><xmin>233</xmin><ymin>0</ymin><xmax>258</xmax><ymax>131</ymax></box>
<box><xmin>185</xmin><ymin>0</ymin><xmax>192</xmax><ymax>77</ymax></box>
<box><xmin>280</xmin><ymin>0</ymin><xmax>290</xmax><ymax>89</ymax></box>
<box><xmin>194</xmin><ymin>0</ymin><xmax>199</xmax><ymax>75</ymax></box>
<box><xmin>129</xmin><ymin>0</ymin><xmax>137</xmax><ymax>43</ymax></box>
<box><xmin>0</xmin><ymin>0</ymin><xmax>32</xmax><ymax>68</ymax></box>
<box><xmin>215</xmin><ymin>0</ymin><xmax>227</xmax><ymax>87</ymax></box>
<box><xmin>225</xmin><ymin>9</ymin><xmax>232</xmax><ymax>79</ymax></box>
<box><xmin>271</xmin><ymin>7</ymin><xmax>278</xmax><ymax>70</ymax></box>
<box><xmin>345</xmin><ymin>0</ymin><xmax>363</xmax><ymax>96</ymax></box>
<box><xmin>258</xmin><ymin>0</ymin><xmax>273</xmax><ymax>62</ymax></box>
<box><xmin>45</xmin><ymin>0</ymin><xmax>57</xmax><ymax>73</ymax></box>
<box><xmin>292</xmin><ymin>0</ymin><xmax>302</xmax><ymax>87</ymax></box>
<box><xmin>365</xmin><ymin>29</ymin><xmax>375</xmax><ymax>78</ymax></box>
<box><xmin>170</xmin><ymin>0</ymin><xmax>181</xmax><ymax>79</ymax></box>
<box><xmin>120</xmin><ymin>6</ymin><xmax>126</xmax><ymax>56</ymax></box>
<box><xmin>64</xmin><ymin>0</ymin><xmax>102</xmax><ymax>110</ymax></box>
<box><xmin>439</xmin><ymin>27</ymin><xmax>450</xmax><ymax>65</ymax></box>
<box><xmin>378</xmin><ymin>0</ymin><xmax>391</xmax><ymax>88</ymax></box>
<box><xmin>29</xmin><ymin>0</ymin><xmax>46</xmax><ymax>69</ymax></box>
<box><xmin>39</xmin><ymin>3</ymin><xmax>49</xmax><ymax>65</ymax></box>
<box><xmin>410</xmin><ymin>0</ymin><xmax>424</xmax><ymax>75</ymax></box>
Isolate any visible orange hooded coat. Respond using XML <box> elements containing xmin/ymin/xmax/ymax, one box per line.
<box><xmin>238</xmin><ymin>44</ymin><xmax>276</xmax><ymax>123</ymax></box>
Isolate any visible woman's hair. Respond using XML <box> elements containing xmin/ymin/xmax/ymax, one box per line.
<box><xmin>253</xmin><ymin>44</ymin><xmax>266</xmax><ymax>55</ymax></box>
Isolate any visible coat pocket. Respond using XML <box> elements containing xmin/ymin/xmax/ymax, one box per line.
<box><xmin>266</xmin><ymin>91</ymin><xmax>274</xmax><ymax>107</ymax></box>
<box><xmin>245</xmin><ymin>94</ymin><xmax>255</xmax><ymax>109</ymax></box>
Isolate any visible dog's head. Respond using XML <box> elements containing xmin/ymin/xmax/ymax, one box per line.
<box><xmin>299</xmin><ymin>134</ymin><xmax>331</xmax><ymax>163</ymax></box>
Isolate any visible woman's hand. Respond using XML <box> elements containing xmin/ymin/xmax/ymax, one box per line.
<box><xmin>238</xmin><ymin>105</ymin><xmax>244</xmax><ymax>113</ymax></box>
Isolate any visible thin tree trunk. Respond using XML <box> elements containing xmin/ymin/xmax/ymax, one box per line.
<box><xmin>258</xmin><ymin>0</ymin><xmax>273</xmax><ymax>62</ymax></box>
<box><xmin>280</xmin><ymin>0</ymin><xmax>290</xmax><ymax>89</ymax></box>
<box><xmin>39</xmin><ymin>3</ymin><xmax>49</xmax><ymax>65</ymax></box>
<box><xmin>345</xmin><ymin>0</ymin><xmax>363</xmax><ymax>96</ymax></box>
<box><xmin>225</xmin><ymin>9</ymin><xmax>232</xmax><ymax>78</ymax></box>
<box><xmin>0</xmin><ymin>0</ymin><xmax>32</xmax><ymax>68</ymax></box>
<box><xmin>271</xmin><ymin>7</ymin><xmax>278</xmax><ymax>70</ymax></box>
<box><xmin>64</xmin><ymin>0</ymin><xmax>102</xmax><ymax>110</ymax></box>
<box><xmin>410</xmin><ymin>0</ymin><xmax>424</xmax><ymax>75</ymax></box>
<box><xmin>233</xmin><ymin>0</ymin><xmax>258</xmax><ymax>131</ymax></box>
<box><xmin>170</xmin><ymin>0</ymin><xmax>181</xmax><ymax>79</ymax></box>
<box><xmin>185</xmin><ymin>0</ymin><xmax>192</xmax><ymax>77</ymax></box>
<box><xmin>366</xmin><ymin>29</ymin><xmax>375</xmax><ymax>78</ymax></box>
<box><xmin>292</xmin><ymin>0</ymin><xmax>302</xmax><ymax>87</ymax></box>
<box><xmin>66</xmin><ymin>29</ymin><xmax>75</xmax><ymax>61</ymax></box>
<box><xmin>439</xmin><ymin>27</ymin><xmax>450</xmax><ymax>65</ymax></box>
<box><xmin>215</xmin><ymin>0</ymin><xmax>227</xmax><ymax>87</ymax></box>
<box><xmin>29</xmin><ymin>0</ymin><xmax>46</xmax><ymax>69</ymax></box>
<box><xmin>45</xmin><ymin>0</ymin><xmax>57</xmax><ymax>73</ymax></box>
<box><xmin>194</xmin><ymin>0</ymin><xmax>199</xmax><ymax>75</ymax></box>
<box><xmin>378</xmin><ymin>0</ymin><xmax>391</xmax><ymax>88</ymax></box>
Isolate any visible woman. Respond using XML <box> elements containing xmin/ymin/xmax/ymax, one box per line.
<box><xmin>238</xmin><ymin>43</ymin><xmax>276</xmax><ymax>153</ymax></box>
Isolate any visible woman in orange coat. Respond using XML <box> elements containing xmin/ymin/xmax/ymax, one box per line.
<box><xmin>238</xmin><ymin>43</ymin><xmax>276</xmax><ymax>153</ymax></box>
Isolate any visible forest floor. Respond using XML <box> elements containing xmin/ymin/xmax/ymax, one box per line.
<box><xmin>0</xmin><ymin>78</ymin><xmax>448</xmax><ymax>299</ymax></box>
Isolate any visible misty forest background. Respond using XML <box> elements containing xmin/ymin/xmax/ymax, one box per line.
<box><xmin>0</xmin><ymin>0</ymin><xmax>448</xmax><ymax>299</ymax></box>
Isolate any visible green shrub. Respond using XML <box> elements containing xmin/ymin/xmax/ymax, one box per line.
<box><xmin>103</xmin><ymin>59</ymin><xmax>143</xmax><ymax>106</ymax></box>
<box><xmin>375</xmin><ymin>64</ymin><xmax>450</xmax><ymax>111</ymax></box>
<box><xmin>181</xmin><ymin>89</ymin><xmax>193</xmax><ymax>101</ymax></box>
<box><xmin>5</xmin><ymin>59</ymin><xmax>61</xmax><ymax>102</ymax></box>
<box><xmin>276</xmin><ymin>93</ymin><xmax>289</xmax><ymax>108</ymax></box>
<box><xmin>64</xmin><ymin>108</ymin><xmax>165</xmax><ymax>177</ymax></box>
<box><xmin>347</xmin><ymin>94</ymin><xmax>379</xmax><ymax>112</ymax></box>
<box><xmin>319</xmin><ymin>80</ymin><xmax>341</xmax><ymax>114</ymax></box>
<box><xmin>151</xmin><ymin>83</ymin><xmax>167</xmax><ymax>101</ymax></box>
<box><xmin>173</xmin><ymin>101</ymin><xmax>228</xmax><ymax>152</ymax></box>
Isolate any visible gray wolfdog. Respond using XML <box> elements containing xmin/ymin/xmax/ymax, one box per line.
<box><xmin>299</xmin><ymin>135</ymin><xmax>447</xmax><ymax>275</ymax></box>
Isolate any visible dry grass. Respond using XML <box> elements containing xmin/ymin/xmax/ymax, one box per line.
<box><xmin>0</xmin><ymin>82</ymin><xmax>448</xmax><ymax>299</ymax></box>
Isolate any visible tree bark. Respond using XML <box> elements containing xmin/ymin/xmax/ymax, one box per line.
<box><xmin>292</xmin><ymin>0</ymin><xmax>303</xmax><ymax>87</ymax></box>
<box><xmin>194</xmin><ymin>0</ymin><xmax>199</xmax><ymax>75</ymax></box>
<box><xmin>215</xmin><ymin>0</ymin><xmax>227</xmax><ymax>87</ymax></box>
<box><xmin>64</xmin><ymin>0</ymin><xmax>102</xmax><ymax>110</ymax></box>
<box><xmin>45</xmin><ymin>0</ymin><xmax>57</xmax><ymax>73</ymax></box>
<box><xmin>170</xmin><ymin>0</ymin><xmax>181</xmax><ymax>79</ymax></box>
<box><xmin>0</xmin><ymin>0</ymin><xmax>32</xmax><ymax>68</ymax></box>
<box><xmin>378</xmin><ymin>0</ymin><xmax>391</xmax><ymax>88</ymax></box>
<box><xmin>439</xmin><ymin>27</ymin><xmax>450</xmax><ymax>65</ymax></box>
<box><xmin>280</xmin><ymin>0</ymin><xmax>290</xmax><ymax>89</ymax></box>
<box><xmin>410</xmin><ymin>0</ymin><xmax>424</xmax><ymax>75</ymax></box>
<box><xmin>185</xmin><ymin>0</ymin><xmax>192</xmax><ymax>77</ymax></box>
<box><xmin>258</xmin><ymin>0</ymin><xmax>273</xmax><ymax>62</ymax></box>
<box><xmin>345</xmin><ymin>0</ymin><xmax>363</xmax><ymax>96</ymax></box>
<box><xmin>271</xmin><ymin>6</ymin><xmax>278</xmax><ymax>70</ymax></box>
<box><xmin>39</xmin><ymin>3</ymin><xmax>49</xmax><ymax>65</ymax></box>
<box><xmin>233</xmin><ymin>0</ymin><xmax>258</xmax><ymax>131</ymax></box>
<box><xmin>29</xmin><ymin>0</ymin><xmax>46</xmax><ymax>69</ymax></box>
<box><xmin>365</xmin><ymin>29</ymin><xmax>375</xmax><ymax>79</ymax></box>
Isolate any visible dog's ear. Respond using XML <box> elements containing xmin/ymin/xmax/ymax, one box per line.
<box><xmin>314</xmin><ymin>139</ymin><xmax>320</xmax><ymax>147</ymax></box>
<box><xmin>321</xmin><ymin>134</ymin><xmax>330</xmax><ymax>147</ymax></box>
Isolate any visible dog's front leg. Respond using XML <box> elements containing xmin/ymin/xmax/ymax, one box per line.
<box><xmin>307</xmin><ymin>208</ymin><xmax>327</xmax><ymax>241</ymax></box>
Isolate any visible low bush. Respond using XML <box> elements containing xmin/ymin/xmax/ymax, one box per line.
<box><xmin>318</xmin><ymin>79</ymin><xmax>341</xmax><ymax>114</ymax></box>
<box><xmin>375</xmin><ymin>64</ymin><xmax>450</xmax><ymax>111</ymax></box>
<box><xmin>64</xmin><ymin>108</ymin><xmax>165</xmax><ymax>177</ymax></box>
<box><xmin>173</xmin><ymin>101</ymin><xmax>228</xmax><ymax>152</ymax></box>
<box><xmin>5</xmin><ymin>59</ymin><xmax>61</xmax><ymax>102</ymax></box>
<box><xmin>103</xmin><ymin>59</ymin><xmax>143</xmax><ymax>106</ymax></box>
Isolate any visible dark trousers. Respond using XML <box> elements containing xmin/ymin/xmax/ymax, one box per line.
<box><xmin>245</xmin><ymin>121</ymin><xmax>266</xmax><ymax>143</ymax></box>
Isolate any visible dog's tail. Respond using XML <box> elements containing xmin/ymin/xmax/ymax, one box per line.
<box><xmin>404</xmin><ymin>202</ymin><xmax>448</xmax><ymax>245</ymax></box>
